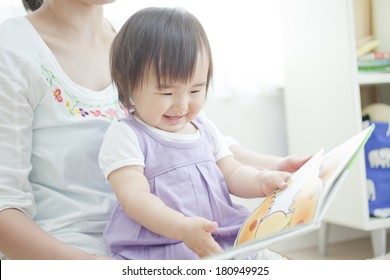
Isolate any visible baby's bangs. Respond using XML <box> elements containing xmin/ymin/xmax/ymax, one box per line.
<box><xmin>152</xmin><ymin>10</ymin><xmax>207</xmax><ymax>87</ymax></box>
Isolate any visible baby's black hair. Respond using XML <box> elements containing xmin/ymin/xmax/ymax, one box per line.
<box><xmin>110</xmin><ymin>7</ymin><xmax>213</xmax><ymax>109</ymax></box>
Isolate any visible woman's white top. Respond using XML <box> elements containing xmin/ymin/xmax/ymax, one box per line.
<box><xmin>0</xmin><ymin>17</ymin><xmax>127</xmax><ymax>256</ymax></box>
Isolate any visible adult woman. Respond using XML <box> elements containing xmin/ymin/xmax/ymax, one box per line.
<box><xmin>0</xmin><ymin>0</ymin><xmax>307</xmax><ymax>259</ymax></box>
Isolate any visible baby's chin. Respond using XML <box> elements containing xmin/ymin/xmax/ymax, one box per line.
<box><xmin>161</xmin><ymin>120</ymin><xmax>197</xmax><ymax>134</ymax></box>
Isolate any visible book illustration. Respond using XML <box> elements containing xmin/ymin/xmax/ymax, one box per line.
<box><xmin>217</xmin><ymin>124</ymin><xmax>375</xmax><ymax>256</ymax></box>
<box><xmin>236</xmin><ymin>150</ymin><xmax>323</xmax><ymax>246</ymax></box>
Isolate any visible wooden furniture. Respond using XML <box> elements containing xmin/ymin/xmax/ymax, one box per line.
<box><xmin>282</xmin><ymin>0</ymin><xmax>390</xmax><ymax>257</ymax></box>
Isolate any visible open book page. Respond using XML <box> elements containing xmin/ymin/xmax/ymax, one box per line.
<box><xmin>318</xmin><ymin>124</ymin><xmax>375</xmax><ymax>208</ymax></box>
<box><xmin>206</xmin><ymin>151</ymin><xmax>324</xmax><ymax>260</ymax></box>
<box><xmin>235</xmin><ymin>149</ymin><xmax>324</xmax><ymax>246</ymax></box>
<box><xmin>235</xmin><ymin>124</ymin><xmax>375</xmax><ymax>248</ymax></box>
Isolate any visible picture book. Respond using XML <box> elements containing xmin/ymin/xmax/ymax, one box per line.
<box><xmin>206</xmin><ymin>124</ymin><xmax>375</xmax><ymax>260</ymax></box>
<box><xmin>358</xmin><ymin>58</ymin><xmax>390</xmax><ymax>68</ymax></box>
<box><xmin>360</xmin><ymin>51</ymin><xmax>390</xmax><ymax>60</ymax></box>
<box><xmin>358</xmin><ymin>65</ymin><xmax>390</xmax><ymax>73</ymax></box>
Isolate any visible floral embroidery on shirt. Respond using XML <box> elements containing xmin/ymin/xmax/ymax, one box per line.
<box><xmin>52</xmin><ymin>88</ymin><xmax>63</xmax><ymax>102</ymax></box>
<box><xmin>41</xmin><ymin>65</ymin><xmax>128</xmax><ymax>120</ymax></box>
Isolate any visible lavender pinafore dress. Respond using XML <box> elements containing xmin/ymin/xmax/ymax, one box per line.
<box><xmin>104</xmin><ymin>115</ymin><xmax>250</xmax><ymax>259</ymax></box>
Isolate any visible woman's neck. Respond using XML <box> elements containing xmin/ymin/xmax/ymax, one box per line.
<box><xmin>27</xmin><ymin>1</ymin><xmax>107</xmax><ymax>43</ymax></box>
<box><xmin>25</xmin><ymin>1</ymin><xmax>116</xmax><ymax>91</ymax></box>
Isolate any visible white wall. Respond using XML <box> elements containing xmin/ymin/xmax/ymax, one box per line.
<box><xmin>204</xmin><ymin>89</ymin><xmax>288</xmax><ymax>157</ymax></box>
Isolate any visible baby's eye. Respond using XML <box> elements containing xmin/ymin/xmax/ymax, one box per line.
<box><xmin>190</xmin><ymin>90</ymin><xmax>200</xmax><ymax>94</ymax></box>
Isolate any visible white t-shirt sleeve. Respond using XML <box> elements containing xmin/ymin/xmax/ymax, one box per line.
<box><xmin>0</xmin><ymin>23</ymin><xmax>41</xmax><ymax>217</ymax></box>
<box><xmin>198</xmin><ymin>114</ymin><xmax>233</xmax><ymax>161</ymax></box>
<box><xmin>98</xmin><ymin>121</ymin><xmax>145</xmax><ymax>179</ymax></box>
<box><xmin>198</xmin><ymin>110</ymin><xmax>240</xmax><ymax>146</ymax></box>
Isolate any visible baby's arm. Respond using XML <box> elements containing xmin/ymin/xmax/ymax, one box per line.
<box><xmin>199</xmin><ymin>113</ymin><xmax>309</xmax><ymax>172</ymax></box>
<box><xmin>108</xmin><ymin>165</ymin><xmax>222</xmax><ymax>257</ymax></box>
<box><xmin>229</xmin><ymin>144</ymin><xmax>311</xmax><ymax>172</ymax></box>
<box><xmin>217</xmin><ymin>155</ymin><xmax>290</xmax><ymax>198</ymax></box>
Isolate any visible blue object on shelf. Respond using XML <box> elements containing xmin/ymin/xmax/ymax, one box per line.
<box><xmin>364</xmin><ymin>121</ymin><xmax>390</xmax><ymax>218</ymax></box>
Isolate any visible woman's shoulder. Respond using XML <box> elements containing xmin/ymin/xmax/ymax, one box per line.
<box><xmin>0</xmin><ymin>17</ymin><xmax>40</xmax><ymax>60</ymax></box>
<box><xmin>0</xmin><ymin>17</ymin><xmax>32</xmax><ymax>44</ymax></box>
<box><xmin>0</xmin><ymin>16</ymin><xmax>24</xmax><ymax>30</ymax></box>
<box><xmin>0</xmin><ymin>17</ymin><xmax>49</xmax><ymax>97</ymax></box>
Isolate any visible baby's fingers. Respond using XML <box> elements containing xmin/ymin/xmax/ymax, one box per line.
<box><xmin>276</xmin><ymin>172</ymin><xmax>291</xmax><ymax>190</ymax></box>
<box><xmin>262</xmin><ymin>171</ymin><xmax>291</xmax><ymax>196</ymax></box>
<box><xmin>198</xmin><ymin>238</ymin><xmax>223</xmax><ymax>258</ymax></box>
<box><xmin>203</xmin><ymin>221</ymin><xmax>218</xmax><ymax>233</ymax></box>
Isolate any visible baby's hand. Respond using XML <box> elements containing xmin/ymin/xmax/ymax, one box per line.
<box><xmin>275</xmin><ymin>155</ymin><xmax>311</xmax><ymax>172</ymax></box>
<box><xmin>259</xmin><ymin>170</ymin><xmax>291</xmax><ymax>196</ymax></box>
<box><xmin>180</xmin><ymin>216</ymin><xmax>222</xmax><ymax>258</ymax></box>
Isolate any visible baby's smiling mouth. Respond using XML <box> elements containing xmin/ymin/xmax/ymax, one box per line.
<box><xmin>164</xmin><ymin>115</ymin><xmax>182</xmax><ymax>120</ymax></box>
<box><xmin>163</xmin><ymin>115</ymin><xmax>185</xmax><ymax>125</ymax></box>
